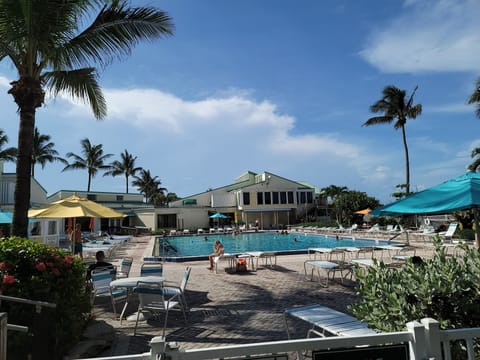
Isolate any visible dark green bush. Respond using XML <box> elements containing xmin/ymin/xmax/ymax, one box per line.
<box><xmin>0</xmin><ymin>237</ymin><xmax>91</xmax><ymax>359</ymax></box>
<box><xmin>349</xmin><ymin>244</ymin><xmax>480</xmax><ymax>358</ymax></box>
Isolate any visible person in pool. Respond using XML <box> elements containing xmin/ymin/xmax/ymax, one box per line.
<box><xmin>208</xmin><ymin>239</ymin><xmax>224</xmax><ymax>270</ymax></box>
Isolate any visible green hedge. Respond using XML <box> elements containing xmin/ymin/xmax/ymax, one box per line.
<box><xmin>0</xmin><ymin>237</ymin><xmax>91</xmax><ymax>359</ymax></box>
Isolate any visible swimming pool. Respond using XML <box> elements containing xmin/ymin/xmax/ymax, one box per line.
<box><xmin>151</xmin><ymin>231</ymin><xmax>390</xmax><ymax>261</ymax></box>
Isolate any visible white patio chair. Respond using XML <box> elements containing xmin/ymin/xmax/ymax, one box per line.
<box><xmin>133</xmin><ymin>281</ymin><xmax>187</xmax><ymax>336</ymax></box>
<box><xmin>90</xmin><ymin>268</ymin><xmax>127</xmax><ymax>316</ymax></box>
<box><xmin>116</xmin><ymin>257</ymin><xmax>133</xmax><ymax>279</ymax></box>
<box><xmin>163</xmin><ymin>266</ymin><xmax>192</xmax><ymax>312</ymax></box>
<box><xmin>140</xmin><ymin>262</ymin><xmax>163</xmax><ymax>277</ymax></box>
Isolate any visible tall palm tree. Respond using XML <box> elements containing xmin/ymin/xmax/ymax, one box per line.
<box><xmin>468</xmin><ymin>78</ymin><xmax>480</xmax><ymax>118</ymax></box>
<box><xmin>104</xmin><ymin>149</ymin><xmax>141</xmax><ymax>193</ymax></box>
<box><xmin>31</xmin><ymin>127</ymin><xmax>66</xmax><ymax>178</ymax></box>
<box><xmin>63</xmin><ymin>138</ymin><xmax>113</xmax><ymax>192</ymax></box>
<box><xmin>0</xmin><ymin>129</ymin><xmax>17</xmax><ymax>163</ymax></box>
<box><xmin>132</xmin><ymin>169</ymin><xmax>167</xmax><ymax>204</ymax></box>
<box><xmin>363</xmin><ymin>85</ymin><xmax>422</xmax><ymax>195</ymax></box>
<box><xmin>0</xmin><ymin>1</ymin><xmax>174</xmax><ymax>236</ymax></box>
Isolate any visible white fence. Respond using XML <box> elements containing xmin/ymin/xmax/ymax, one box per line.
<box><xmin>75</xmin><ymin>318</ymin><xmax>480</xmax><ymax>360</ymax></box>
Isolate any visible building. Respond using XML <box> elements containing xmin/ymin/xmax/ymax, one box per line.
<box><xmin>135</xmin><ymin>171</ymin><xmax>320</xmax><ymax>232</ymax></box>
<box><xmin>0</xmin><ymin>167</ymin><xmax>324</xmax><ymax>241</ymax></box>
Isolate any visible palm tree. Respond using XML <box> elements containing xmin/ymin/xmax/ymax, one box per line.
<box><xmin>132</xmin><ymin>169</ymin><xmax>167</xmax><ymax>204</ymax></box>
<box><xmin>320</xmin><ymin>185</ymin><xmax>348</xmax><ymax>221</ymax></box>
<box><xmin>363</xmin><ymin>85</ymin><xmax>422</xmax><ymax>195</ymax></box>
<box><xmin>468</xmin><ymin>147</ymin><xmax>480</xmax><ymax>172</ymax></box>
<box><xmin>0</xmin><ymin>129</ymin><xmax>17</xmax><ymax>163</ymax></box>
<box><xmin>63</xmin><ymin>139</ymin><xmax>113</xmax><ymax>192</ymax></box>
<box><xmin>0</xmin><ymin>1</ymin><xmax>174</xmax><ymax>236</ymax></box>
<box><xmin>31</xmin><ymin>127</ymin><xmax>66</xmax><ymax>178</ymax></box>
<box><xmin>468</xmin><ymin>78</ymin><xmax>480</xmax><ymax>118</ymax></box>
<box><xmin>104</xmin><ymin>149</ymin><xmax>141</xmax><ymax>193</ymax></box>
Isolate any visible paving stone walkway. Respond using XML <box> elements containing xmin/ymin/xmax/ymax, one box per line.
<box><xmin>68</xmin><ymin>233</ymin><xmax>438</xmax><ymax>358</ymax></box>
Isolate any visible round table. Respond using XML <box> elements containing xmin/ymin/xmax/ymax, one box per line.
<box><xmin>110</xmin><ymin>276</ymin><xmax>164</xmax><ymax>322</ymax></box>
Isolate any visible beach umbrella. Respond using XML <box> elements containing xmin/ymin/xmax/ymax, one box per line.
<box><xmin>0</xmin><ymin>211</ymin><xmax>13</xmax><ymax>224</ymax></box>
<box><xmin>209</xmin><ymin>212</ymin><xmax>227</xmax><ymax>227</ymax></box>
<box><xmin>209</xmin><ymin>212</ymin><xmax>227</xmax><ymax>219</ymax></box>
<box><xmin>371</xmin><ymin>172</ymin><xmax>480</xmax><ymax>247</ymax></box>
<box><xmin>354</xmin><ymin>208</ymin><xmax>371</xmax><ymax>215</ymax></box>
<box><xmin>29</xmin><ymin>195</ymin><xmax>125</xmax><ymax>253</ymax></box>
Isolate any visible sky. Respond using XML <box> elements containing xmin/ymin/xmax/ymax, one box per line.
<box><xmin>0</xmin><ymin>0</ymin><xmax>480</xmax><ymax>204</ymax></box>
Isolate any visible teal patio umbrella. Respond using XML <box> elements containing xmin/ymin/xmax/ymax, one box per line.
<box><xmin>209</xmin><ymin>212</ymin><xmax>227</xmax><ymax>228</ymax></box>
<box><xmin>371</xmin><ymin>172</ymin><xmax>480</xmax><ymax>247</ymax></box>
<box><xmin>0</xmin><ymin>211</ymin><xmax>12</xmax><ymax>224</ymax></box>
<box><xmin>209</xmin><ymin>212</ymin><xmax>227</xmax><ymax>219</ymax></box>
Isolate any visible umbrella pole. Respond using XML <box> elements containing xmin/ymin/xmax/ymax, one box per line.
<box><xmin>474</xmin><ymin>209</ymin><xmax>480</xmax><ymax>249</ymax></box>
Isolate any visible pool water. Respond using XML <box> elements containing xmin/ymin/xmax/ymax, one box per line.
<box><xmin>154</xmin><ymin>231</ymin><xmax>389</xmax><ymax>259</ymax></box>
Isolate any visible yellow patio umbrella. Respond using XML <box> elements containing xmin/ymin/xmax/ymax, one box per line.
<box><xmin>28</xmin><ymin>195</ymin><xmax>125</xmax><ymax>253</ymax></box>
<box><xmin>354</xmin><ymin>208</ymin><xmax>372</xmax><ymax>215</ymax></box>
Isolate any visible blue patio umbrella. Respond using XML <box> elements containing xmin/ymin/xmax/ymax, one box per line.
<box><xmin>371</xmin><ymin>172</ymin><xmax>480</xmax><ymax>247</ymax></box>
<box><xmin>209</xmin><ymin>212</ymin><xmax>227</xmax><ymax>219</ymax></box>
<box><xmin>0</xmin><ymin>211</ymin><xmax>13</xmax><ymax>224</ymax></box>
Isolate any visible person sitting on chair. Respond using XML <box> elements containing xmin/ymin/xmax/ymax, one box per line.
<box><xmin>208</xmin><ymin>239</ymin><xmax>224</xmax><ymax>270</ymax></box>
<box><xmin>86</xmin><ymin>250</ymin><xmax>113</xmax><ymax>280</ymax></box>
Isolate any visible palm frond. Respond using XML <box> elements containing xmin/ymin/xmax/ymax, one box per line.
<box><xmin>468</xmin><ymin>78</ymin><xmax>480</xmax><ymax>118</ymax></box>
<box><xmin>362</xmin><ymin>116</ymin><xmax>394</xmax><ymax>127</ymax></box>
<box><xmin>59</xmin><ymin>2</ymin><xmax>174</xmax><ymax>69</ymax></box>
<box><xmin>43</xmin><ymin>68</ymin><xmax>107</xmax><ymax>119</ymax></box>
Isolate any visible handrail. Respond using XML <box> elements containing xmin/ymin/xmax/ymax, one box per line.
<box><xmin>0</xmin><ymin>294</ymin><xmax>56</xmax><ymax>313</ymax></box>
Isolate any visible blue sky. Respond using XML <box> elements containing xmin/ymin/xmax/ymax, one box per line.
<box><xmin>0</xmin><ymin>0</ymin><xmax>479</xmax><ymax>204</ymax></box>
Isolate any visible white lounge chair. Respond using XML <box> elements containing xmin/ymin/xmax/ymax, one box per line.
<box><xmin>284</xmin><ymin>304</ymin><xmax>376</xmax><ymax>338</ymax></box>
<box><xmin>439</xmin><ymin>223</ymin><xmax>458</xmax><ymax>243</ymax></box>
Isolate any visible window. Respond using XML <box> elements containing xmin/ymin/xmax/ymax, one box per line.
<box><xmin>257</xmin><ymin>192</ymin><xmax>263</xmax><ymax>205</ymax></box>
<box><xmin>47</xmin><ymin>221</ymin><xmax>57</xmax><ymax>235</ymax></box>
<box><xmin>300</xmin><ymin>192</ymin><xmax>306</xmax><ymax>204</ymax></box>
<box><xmin>87</xmin><ymin>194</ymin><xmax>97</xmax><ymax>201</ymax></box>
<box><xmin>264</xmin><ymin>192</ymin><xmax>271</xmax><ymax>205</ymax></box>
<box><xmin>287</xmin><ymin>191</ymin><xmax>294</xmax><ymax>204</ymax></box>
<box><xmin>30</xmin><ymin>221</ymin><xmax>41</xmax><ymax>236</ymax></box>
<box><xmin>243</xmin><ymin>192</ymin><xmax>250</xmax><ymax>205</ymax></box>
<box><xmin>307</xmin><ymin>192</ymin><xmax>313</xmax><ymax>204</ymax></box>
<box><xmin>280</xmin><ymin>192</ymin><xmax>287</xmax><ymax>204</ymax></box>
<box><xmin>116</xmin><ymin>195</ymin><xmax>124</xmax><ymax>201</ymax></box>
<box><xmin>272</xmin><ymin>192</ymin><xmax>279</xmax><ymax>204</ymax></box>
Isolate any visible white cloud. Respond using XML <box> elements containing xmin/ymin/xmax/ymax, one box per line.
<box><xmin>360</xmin><ymin>0</ymin><xmax>480</xmax><ymax>73</ymax></box>
<box><xmin>425</xmin><ymin>102</ymin><xmax>475</xmax><ymax>114</ymax></box>
<box><xmin>0</xmin><ymin>76</ymin><xmax>9</xmax><ymax>88</ymax></box>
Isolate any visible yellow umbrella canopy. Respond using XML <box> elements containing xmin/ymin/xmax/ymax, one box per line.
<box><xmin>354</xmin><ymin>208</ymin><xmax>372</xmax><ymax>215</ymax></box>
<box><xmin>28</xmin><ymin>195</ymin><xmax>125</xmax><ymax>219</ymax></box>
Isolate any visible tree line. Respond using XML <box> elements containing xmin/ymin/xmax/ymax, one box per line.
<box><xmin>0</xmin><ymin>127</ymin><xmax>177</xmax><ymax>206</ymax></box>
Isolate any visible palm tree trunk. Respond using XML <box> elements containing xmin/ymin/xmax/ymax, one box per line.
<box><xmin>87</xmin><ymin>172</ymin><xmax>91</xmax><ymax>192</ymax></box>
<box><xmin>12</xmin><ymin>109</ymin><xmax>35</xmax><ymax>237</ymax></box>
<box><xmin>401</xmin><ymin>125</ymin><xmax>410</xmax><ymax>195</ymax></box>
<box><xmin>9</xmin><ymin>77</ymin><xmax>44</xmax><ymax>237</ymax></box>
<box><xmin>125</xmin><ymin>175</ymin><xmax>129</xmax><ymax>193</ymax></box>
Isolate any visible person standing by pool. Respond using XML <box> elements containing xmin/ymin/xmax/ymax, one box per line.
<box><xmin>73</xmin><ymin>223</ymin><xmax>83</xmax><ymax>259</ymax></box>
<box><xmin>208</xmin><ymin>239</ymin><xmax>224</xmax><ymax>270</ymax></box>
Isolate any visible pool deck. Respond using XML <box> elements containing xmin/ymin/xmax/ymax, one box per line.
<box><xmin>66</xmin><ymin>233</ymin><xmax>447</xmax><ymax>358</ymax></box>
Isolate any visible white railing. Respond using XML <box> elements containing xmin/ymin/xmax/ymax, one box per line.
<box><xmin>0</xmin><ymin>295</ymin><xmax>57</xmax><ymax>360</ymax></box>
<box><xmin>75</xmin><ymin>318</ymin><xmax>480</xmax><ymax>360</ymax></box>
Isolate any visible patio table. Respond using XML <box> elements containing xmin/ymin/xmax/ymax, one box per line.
<box><xmin>110</xmin><ymin>276</ymin><xmax>164</xmax><ymax>322</ymax></box>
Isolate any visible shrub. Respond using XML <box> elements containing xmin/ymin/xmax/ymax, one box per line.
<box><xmin>350</xmin><ymin>244</ymin><xmax>480</xmax><ymax>331</ymax></box>
<box><xmin>0</xmin><ymin>237</ymin><xmax>91</xmax><ymax>359</ymax></box>
<box><xmin>349</xmin><ymin>244</ymin><xmax>480</xmax><ymax>358</ymax></box>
